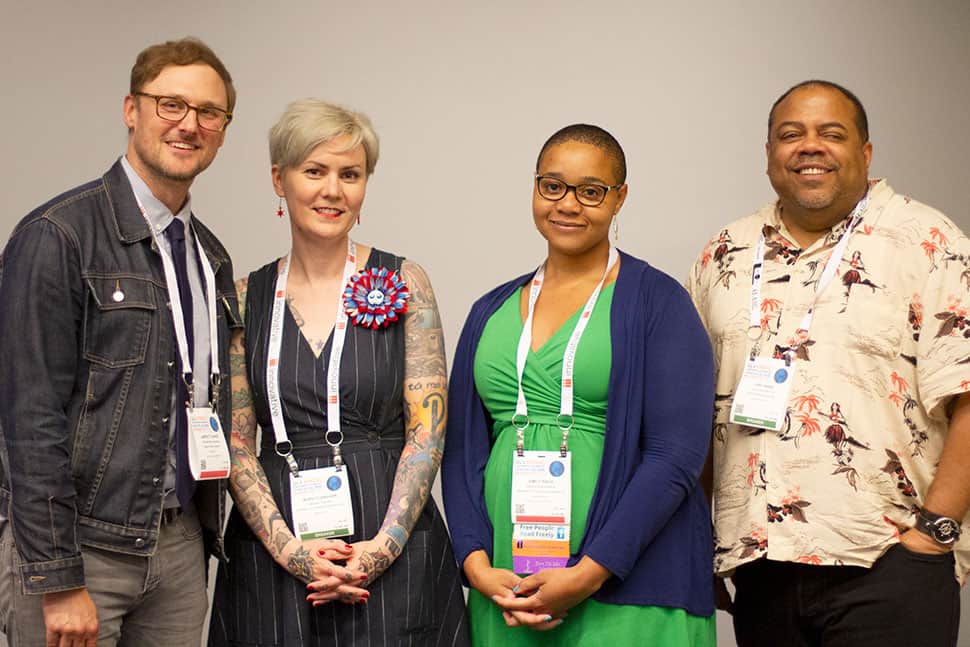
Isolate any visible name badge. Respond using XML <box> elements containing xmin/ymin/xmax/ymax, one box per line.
<box><xmin>729</xmin><ymin>357</ymin><xmax>793</xmax><ymax>432</ymax></box>
<box><xmin>289</xmin><ymin>466</ymin><xmax>355</xmax><ymax>540</ymax></box>
<box><xmin>510</xmin><ymin>451</ymin><xmax>571</xmax><ymax>573</ymax></box>
<box><xmin>187</xmin><ymin>407</ymin><xmax>230</xmax><ymax>480</ymax></box>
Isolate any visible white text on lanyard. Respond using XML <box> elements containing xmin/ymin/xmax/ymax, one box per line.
<box><xmin>512</xmin><ymin>246</ymin><xmax>619</xmax><ymax>457</ymax></box>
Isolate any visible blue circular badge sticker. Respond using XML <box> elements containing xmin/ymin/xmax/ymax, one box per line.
<box><xmin>209</xmin><ymin>416</ymin><xmax>219</xmax><ymax>431</ymax></box>
<box><xmin>774</xmin><ymin>368</ymin><xmax>789</xmax><ymax>384</ymax></box>
<box><xmin>549</xmin><ymin>461</ymin><xmax>565</xmax><ymax>477</ymax></box>
<box><xmin>327</xmin><ymin>476</ymin><xmax>342</xmax><ymax>491</ymax></box>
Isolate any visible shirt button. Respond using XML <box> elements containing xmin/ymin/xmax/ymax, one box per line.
<box><xmin>134</xmin><ymin>538</ymin><xmax>145</xmax><ymax>548</ymax></box>
<box><xmin>161</xmin><ymin>415</ymin><xmax>170</xmax><ymax>423</ymax></box>
<box><xmin>167</xmin><ymin>361</ymin><xmax>175</xmax><ymax>368</ymax></box>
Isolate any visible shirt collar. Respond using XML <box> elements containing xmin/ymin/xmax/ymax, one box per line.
<box><xmin>119</xmin><ymin>155</ymin><xmax>192</xmax><ymax>236</ymax></box>
<box><xmin>764</xmin><ymin>178</ymin><xmax>885</xmax><ymax>250</ymax></box>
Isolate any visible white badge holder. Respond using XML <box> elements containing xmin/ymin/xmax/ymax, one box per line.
<box><xmin>187</xmin><ymin>406</ymin><xmax>231</xmax><ymax>479</ymax></box>
<box><xmin>289</xmin><ymin>466</ymin><xmax>355</xmax><ymax>540</ymax></box>
<box><xmin>729</xmin><ymin>357</ymin><xmax>793</xmax><ymax>431</ymax></box>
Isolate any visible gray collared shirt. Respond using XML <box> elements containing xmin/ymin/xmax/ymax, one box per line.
<box><xmin>121</xmin><ymin>156</ymin><xmax>210</xmax><ymax>508</ymax></box>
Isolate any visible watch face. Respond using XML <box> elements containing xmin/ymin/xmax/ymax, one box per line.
<box><xmin>933</xmin><ymin>519</ymin><xmax>961</xmax><ymax>544</ymax></box>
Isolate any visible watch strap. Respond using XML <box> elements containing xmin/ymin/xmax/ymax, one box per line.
<box><xmin>915</xmin><ymin>508</ymin><xmax>961</xmax><ymax>545</ymax></box>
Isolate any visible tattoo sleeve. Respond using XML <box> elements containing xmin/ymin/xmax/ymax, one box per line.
<box><xmin>227</xmin><ymin>277</ymin><xmax>307</xmax><ymax>580</ymax></box>
<box><xmin>374</xmin><ymin>261</ymin><xmax>448</xmax><ymax>565</ymax></box>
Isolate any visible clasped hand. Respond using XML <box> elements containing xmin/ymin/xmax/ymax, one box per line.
<box><xmin>483</xmin><ymin>558</ymin><xmax>610</xmax><ymax>631</ymax></box>
<box><xmin>300</xmin><ymin>538</ymin><xmax>369</xmax><ymax>606</ymax></box>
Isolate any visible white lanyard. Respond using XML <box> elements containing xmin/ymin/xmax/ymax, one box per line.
<box><xmin>748</xmin><ymin>193</ymin><xmax>870</xmax><ymax>344</ymax></box>
<box><xmin>135</xmin><ymin>197</ymin><xmax>220</xmax><ymax>408</ymax></box>
<box><xmin>513</xmin><ymin>246</ymin><xmax>619</xmax><ymax>457</ymax></box>
<box><xmin>267</xmin><ymin>240</ymin><xmax>358</xmax><ymax>475</ymax></box>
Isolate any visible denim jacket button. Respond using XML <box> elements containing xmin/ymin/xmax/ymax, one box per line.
<box><xmin>134</xmin><ymin>538</ymin><xmax>145</xmax><ymax>548</ymax></box>
<box><xmin>167</xmin><ymin>360</ymin><xmax>175</xmax><ymax>368</ymax></box>
<box><xmin>161</xmin><ymin>415</ymin><xmax>170</xmax><ymax>424</ymax></box>
<box><xmin>152</xmin><ymin>477</ymin><xmax>161</xmax><ymax>486</ymax></box>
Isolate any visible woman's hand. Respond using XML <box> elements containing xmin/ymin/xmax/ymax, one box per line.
<box><xmin>462</xmin><ymin>550</ymin><xmax>560</xmax><ymax>629</ymax></box>
<box><xmin>282</xmin><ymin>538</ymin><xmax>362</xmax><ymax>580</ymax></box>
<box><xmin>464</xmin><ymin>551</ymin><xmax>522</xmax><ymax>601</ymax></box>
<box><xmin>305</xmin><ymin>537</ymin><xmax>355</xmax><ymax>563</ymax></box>
<box><xmin>491</xmin><ymin>557</ymin><xmax>610</xmax><ymax>630</ymax></box>
<box><xmin>345</xmin><ymin>535</ymin><xmax>398</xmax><ymax>587</ymax></box>
<box><xmin>296</xmin><ymin>539</ymin><xmax>370</xmax><ymax>606</ymax></box>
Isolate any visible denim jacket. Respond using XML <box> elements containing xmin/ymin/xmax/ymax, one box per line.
<box><xmin>0</xmin><ymin>160</ymin><xmax>242</xmax><ymax>594</ymax></box>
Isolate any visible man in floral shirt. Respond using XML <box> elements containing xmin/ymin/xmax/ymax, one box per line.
<box><xmin>687</xmin><ymin>80</ymin><xmax>970</xmax><ymax>646</ymax></box>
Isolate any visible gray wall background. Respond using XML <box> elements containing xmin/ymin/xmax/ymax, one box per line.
<box><xmin>2</xmin><ymin>1</ymin><xmax>968</xmax><ymax>645</ymax></box>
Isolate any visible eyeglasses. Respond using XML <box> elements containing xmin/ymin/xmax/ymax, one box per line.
<box><xmin>134</xmin><ymin>92</ymin><xmax>232</xmax><ymax>132</ymax></box>
<box><xmin>535</xmin><ymin>175</ymin><xmax>622</xmax><ymax>207</ymax></box>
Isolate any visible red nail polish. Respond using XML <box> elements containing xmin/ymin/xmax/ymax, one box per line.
<box><xmin>359</xmin><ymin>574</ymin><xmax>367</xmax><ymax>580</ymax></box>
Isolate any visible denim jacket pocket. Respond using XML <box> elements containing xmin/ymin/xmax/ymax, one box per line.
<box><xmin>218</xmin><ymin>292</ymin><xmax>242</xmax><ymax>329</ymax></box>
<box><xmin>82</xmin><ymin>275</ymin><xmax>157</xmax><ymax>368</ymax></box>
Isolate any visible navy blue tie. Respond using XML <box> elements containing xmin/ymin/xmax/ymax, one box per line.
<box><xmin>164</xmin><ymin>219</ymin><xmax>196</xmax><ymax>509</ymax></box>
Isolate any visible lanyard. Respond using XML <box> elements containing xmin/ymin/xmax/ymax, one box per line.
<box><xmin>267</xmin><ymin>240</ymin><xmax>358</xmax><ymax>475</ymax></box>
<box><xmin>748</xmin><ymin>193</ymin><xmax>870</xmax><ymax>349</ymax></box>
<box><xmin>135</xmin><ymin>197</ymin><xmax>220</xmax><ymax>408</ymax></box>
<box><xmin>513</xmin><ymin>246</ymin><xmax>619</xmax><ymax>457</ymax></box>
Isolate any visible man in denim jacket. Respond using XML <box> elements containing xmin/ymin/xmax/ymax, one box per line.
<box><xmin>0</xmin><ymin>37</ymin><xmax>241</xmax><ymax>646</ymax></box>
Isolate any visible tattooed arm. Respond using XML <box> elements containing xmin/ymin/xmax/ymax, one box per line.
<box><xmin>227</xmin><ymin>277</ymin><xmax>366</xmax><ymax>600</ymax></box>
<box><xmin>344</xmin><ymin>260</ymin><xmax>448</xmax><ymax>586</ymax></box>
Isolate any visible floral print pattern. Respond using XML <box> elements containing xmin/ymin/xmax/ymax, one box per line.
<box><xmin>687</xmin><ymin>180</ymin><xmax>970</xmax><ymax>580</ymax></box>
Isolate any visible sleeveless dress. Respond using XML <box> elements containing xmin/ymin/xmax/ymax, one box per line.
<box><xmin>467</xmin><ymin>285</ymin><xmax>716</xmax><ymax>646</ymax></box>
<box><xmin>209</xmin><ymin>249</ymin><xmax>469</xmax><ymax>647</ymax></box>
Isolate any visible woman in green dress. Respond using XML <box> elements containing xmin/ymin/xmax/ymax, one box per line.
<box><xmin>442</xmin><ymin>124</ymin><xmax>717</xmax><ymax>645</ymax></box>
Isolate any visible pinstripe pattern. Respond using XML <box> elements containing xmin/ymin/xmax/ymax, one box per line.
<box><xmin>209</xmin><ymin>249</ymin><xmax>469</xmax><ymax>646</ymax></box>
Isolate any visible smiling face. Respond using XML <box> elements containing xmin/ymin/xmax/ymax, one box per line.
<box><xmin>766</xmin><ymin>85</ymin><xmax>872</xmax><ymax>240</ymax></box>
<box><xmin>273</xmin><ymin>136</ymin><xmax>368</xmax><ymax>245</ymax></box>
<box><xmin>533</xmin><ymin>141</ymin><xmax>627</xmax><ymax>257</ymax></box>
<box><xmin>123</xmin><ymin>63</ymin><xmax>228</xmax><ymax>202</ymax></box>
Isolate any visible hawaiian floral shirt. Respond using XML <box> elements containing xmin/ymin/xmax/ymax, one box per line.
<box><xmin>687</xmin><ymin>179</ymin><xmax>970</xmax><ymax>582</ymax></box>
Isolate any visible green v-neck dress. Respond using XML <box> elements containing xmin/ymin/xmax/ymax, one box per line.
<box><xmin>467</xmin><ymin>285</ymin><xmax>715</xmax><ymax>646</ymax></box>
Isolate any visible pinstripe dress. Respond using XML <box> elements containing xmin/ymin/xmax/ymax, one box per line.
<box><xmin>209</xmin><ymin>249</ymin><xmax>469</xmax><ymax>647</ymax></box>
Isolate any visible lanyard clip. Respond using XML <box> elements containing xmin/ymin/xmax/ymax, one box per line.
<box><xmin>325</xmin><ymin>429</ymin><xmax>344</xmax><ymax>471</ymax></box>
<box><xmin>183</xmin><ymin>374</ymin><xmax>195</xmax><ymax>409</ymax></box>
<box><xmin>749</xmin><ymin>341</ymin><xmax>761</xmax><ymax>362</ymax></box>
<box><xmin>555</xmin><ymin>414</ymin><xmax>572</xmax><ymax>457</ymax></box>
<box><xmin>512</xmin><ymin>414</ymin><xmax>529</xmax><ymax>457</ymax></box>
<box><xmin>275</xmin><ymin>440</ymin><xmax>299</xmax><ymax>477</ymax></box>
<box><xmin>208</xmin><ymin>373</ymin><xmax>221</xmax><ymax>410</ymax></box>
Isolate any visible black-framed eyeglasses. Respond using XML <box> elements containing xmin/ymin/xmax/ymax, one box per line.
<box><xmin>535</xmin><ymin>175</ymin><xmax>622</xmax><ymax>207</ymax></box>
<box><xmin>134</xmin><ymin>92</ymin><xmax>232</xmax><ymax>132</ymax></box>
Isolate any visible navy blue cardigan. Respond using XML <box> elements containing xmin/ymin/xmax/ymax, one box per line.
<box><xmin>441</xmin><ymin>251</ymin><xmax>715</xmax><ymax>616</ymax></box>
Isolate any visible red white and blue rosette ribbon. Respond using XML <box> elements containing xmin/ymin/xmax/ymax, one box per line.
<box><xmin>343</xmin><ymin>267</ymin><xmax>409</xmax><ymax>329</ymax></box>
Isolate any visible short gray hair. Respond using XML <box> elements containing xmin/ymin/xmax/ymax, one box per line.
<box><xmin>269</xmin><ymin>99</ymin><xmax>380</xmax><ymax>175</ymax></box>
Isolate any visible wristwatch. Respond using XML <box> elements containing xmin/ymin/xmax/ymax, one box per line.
<box><xmin>915</xmin><ymin>509</ymin><xmax>962</xmax><ymax>546</ymax></box>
